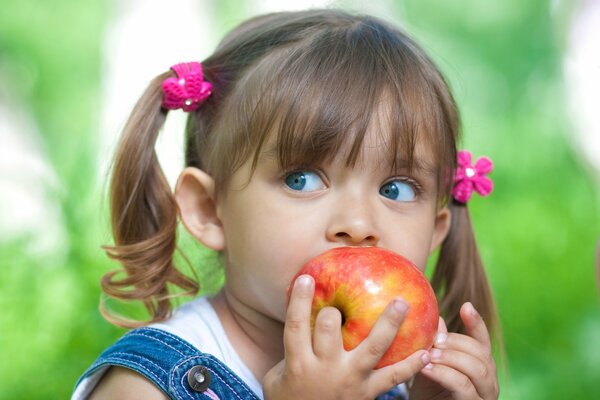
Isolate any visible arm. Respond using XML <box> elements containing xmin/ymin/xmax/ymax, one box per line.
<box><xmin>263</xmin><ymin>275</ymin><xmax>430</xmax><ymax>400</ymax></box>
<box><xmin>88</xmin><ymin>367</ymin><xmax>169</xmax><ymax>400</ymax></box>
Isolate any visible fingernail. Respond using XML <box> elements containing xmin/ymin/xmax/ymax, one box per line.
<box><xmin>435</xmin><ymin>332</ymin><xmax>447</xmax><ymax>346</ymax></box>
<box><xmin>424</xmin><ymin>363</ymin><xmax>433</xmax><ymax>370</ymax></box>
<box><xmin>296</xmin><ymin>275</ymin><xmax>313</xmax><ymax>289</ymax></box>
<box><xmin>420</xmin><ymin>352</ymin><xmax>430</xmax><ymax>365</ymax></box>
<box><xmin>392</xmin><ymin>298</ymin><xmax>409</xmax><ymax>316</ymax></box>
<box><xmin>430</xmin><ymin>348</ymin><xmax>442</xmax><ymax>360</ymax></box>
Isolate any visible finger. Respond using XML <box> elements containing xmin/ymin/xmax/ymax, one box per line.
<box><xmin>429</xmin><ymin>348</ymin><xmax>498</xmax><ymax>399</ymax></box>
<box><xmin>368</xmin><ymin>350</ymin><xmax>430</xmax><ymax>396</ymax></box>
<box><xmin>313</xmin><ymin>306</ymin><xmax>343</xmax><ymax>359</ymax></box>
<box><xmin>438</xmin><ymin>316</ymin><xmax>448</xmax><ymax>333</ymax></box>
<box><xmin>433</xmin><ymin>331</ymin><xmax>488</xmax><ymax>362</ymax></box>
<box><xmin>284</xmin><ymin>275</ymin><xmax>315</xmax><ymax>360</ymax></box>
<box><xmin>420</xmin><ymin>363</ymin><xmax>480</xmax><ymax>400</ymax></box>
<box><xmin>354</xmin><ymin>298</ymin><xmax>409</xmax><ymax>370</ymax></box>
<box><xmin>460</xmin><ymin>302</ymin><xmax>492</xmax><ymax>351</ymax></box>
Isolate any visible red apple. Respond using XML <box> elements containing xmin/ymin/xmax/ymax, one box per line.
<box><xmin>289</xmin><ymin>246</ymin><xmax>439</xmax><ymax>369</ymax></box>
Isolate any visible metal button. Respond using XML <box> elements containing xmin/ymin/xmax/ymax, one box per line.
<box><xmin>187</xmin><ymin>365</ymin><xmax>211</xmax><ymax>392</ymax></box>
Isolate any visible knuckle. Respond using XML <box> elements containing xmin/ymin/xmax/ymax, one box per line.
<box><xmin>390</xmin><ymin>369</ymin><xmax>408</xmax><ymax>387</ymax></box>
<box><xmin>316</xmin><ymin>307</ymin><xmax>341</xmax><ymax>332</ymax></box>
<box><xmin>479</xmin><ymin>365</ymin><xmax>490</xmax><ymax>381</ymax></box>
<box><xmin>482</xmin><ymin>352</ymin><xmax>498</xmax><ymax>372</ymax></box>
<box><xmin>317</xmin><ymin>316</ymin><xmax>336</xmax><ymax>332</ymax></box>
<box><xmin>285</xmin><ymin>318</ymin><xmax>303</xmax><ymax>333</ymax></box>
<box><xmin>482</xmin><ymin>340</ymin><xmax>493</xmax><ymax>353</ymax></box>
<box><xmin>477</xmin><ymin>362</ymin><xmax>489</xmax><ymax>380</ymax></box>
<box><xmin>366</xmin><ymin>342</ymin><xmax>387</xmax><ymax>359</ymax></box>
<box><xmin>458</xmin><ymin>374</ymin><xmax>473</xmax><ymax>392</ymax></box>
<box><xmin>484</xmin><ymin>351</ymin><xmax>495</xmax><ymax>365</ymax></box>
<box><xmin>287</xmin><ymin>360</ymin><xmax>305</xmax><ymax>377</ymax></box>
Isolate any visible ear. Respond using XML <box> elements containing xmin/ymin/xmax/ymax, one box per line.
<box><xmin>174</xmin><ymin>167</ymin><xmax>225</xmax><ymax>251</ymax></box>
<box><xmin>430</xmin><ymin>206</ymin><xmax>451</xmax><ymax>253</ymax></box>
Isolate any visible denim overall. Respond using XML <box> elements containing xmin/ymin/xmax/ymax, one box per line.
<box><xmin>75</xmin><ymin>327</ymin><xmax>408</xmax><ymax>399</ymax></box>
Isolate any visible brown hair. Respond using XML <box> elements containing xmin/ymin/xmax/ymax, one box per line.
<box><xmin>100</xmin><ymin>9</ymin><xmax>498</xmax><ymax>339</ymax></box>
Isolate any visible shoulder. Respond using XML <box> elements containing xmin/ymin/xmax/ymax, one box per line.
<box><xmin>88</xmin><ymin>366</ymin><xmax>168</xmax><ymax>400</ymax></box>
<box><xmin>73</xmin><ymin>327</ymin><xmax>195</xmax><ymax>400</ymax></box>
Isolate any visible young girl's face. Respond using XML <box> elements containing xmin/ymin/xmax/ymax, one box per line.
<box><xmin>213</xmin><ymin>113</ymin><xmax>451</xmax><ymax>323</ymax></box>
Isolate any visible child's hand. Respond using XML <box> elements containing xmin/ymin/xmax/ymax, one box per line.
<box><xmin>409</xmin><ymin>303</ymin><xmax>499</xmax><ymax>400</ymax></box>
<box><xmin>263</xmin><ymin>275</ymin><xmax>430</xmax><ymax>400</ymax></box>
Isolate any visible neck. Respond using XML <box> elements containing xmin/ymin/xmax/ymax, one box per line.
<box><xmin>210</xmin><ymin>289</ymin><xmax>285</xmax><ymax>381</ymax></box>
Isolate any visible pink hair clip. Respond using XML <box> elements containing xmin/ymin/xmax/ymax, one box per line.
<box><xmin>452</xmin><ymin>150</ymin><xmax>493</xmax><ymax>204</ymax></box>
<box><xmin>161</xmin><ymin>62</ymin><xmax>212</xmax><ymax>112</ymax></box>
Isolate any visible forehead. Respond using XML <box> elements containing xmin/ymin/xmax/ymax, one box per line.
<box><xmin>259</xmin><ymin>99</ymin><xmax>438</xmax><ymax>177</ymax></box>
<box><xmin>352</xmin><ymin>101</ymin><xmax>438</xmax><ymax>174</ymax></box>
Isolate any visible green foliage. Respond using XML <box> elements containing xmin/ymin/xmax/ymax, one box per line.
<box><xmin>0</xmin><ymin>0</ymin><xmax>598</xmax><ymax>398</ymax></box>
<box><xmin>396</xmin><ymin>0</ymin><xmax>600</xmax><ymax>397</ymax></box>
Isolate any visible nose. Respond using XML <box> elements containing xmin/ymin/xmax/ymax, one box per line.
<box><xmin>325</xmin><ymin>194</ymin><xmax>380</xmax><ymax>246</ymax></box>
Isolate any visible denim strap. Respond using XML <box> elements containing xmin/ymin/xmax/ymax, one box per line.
<box><xmin>76</xmin><ymin>327</ymin><xmax>260</xmax><ymax>400</ymax></box>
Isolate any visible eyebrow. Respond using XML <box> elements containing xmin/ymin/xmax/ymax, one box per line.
<box><xmin>259</xmin><ymin>146</ymin><xmax>278</xmax><ymax>160</ymax></box>
<box><xmin>260</xmin><ymin>144</ymin><xmax>437</xmax><ymax>176</ymax></box>
<box><xmin>390</xmin><ymin>158</ymin><xmax>437</xmax><ymax>176</ymax></box>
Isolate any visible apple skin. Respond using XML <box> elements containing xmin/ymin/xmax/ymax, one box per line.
<box><xmin>289</xmin><ymin>246</ymin><xmax>439</xmax><ymax>369</ymax></box>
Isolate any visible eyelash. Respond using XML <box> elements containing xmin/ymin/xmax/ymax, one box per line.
<box><xmin>280</xmin><ymin>166</ymin><xmax>327</xmax><ymax>186</ymax></box>
<box><xmin>385</xmin><ymin>176</ymin><xmax>424</xmax><ymax>196</ymax></box>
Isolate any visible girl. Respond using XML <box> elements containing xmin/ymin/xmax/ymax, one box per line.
<box><xmin>73</xmin><ymin>9</ymin><xmax>499</xmax><ymax>400</ymax></box>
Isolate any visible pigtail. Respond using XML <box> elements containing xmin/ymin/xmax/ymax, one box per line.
<box><xmin>100</xmin><ymin>72</ymin><xmax>199</xmax><ymax>328</ymax></box>
<box><xmin>432</xmin><ymin>202</ymin><xmax>499</xmax><ymax>339</ymax></box>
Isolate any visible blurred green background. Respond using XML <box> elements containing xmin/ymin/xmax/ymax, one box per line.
<box><xmin>1</xmin><ymin>0</ymin><xmax>599</xmax><ymax>399</ymax></box>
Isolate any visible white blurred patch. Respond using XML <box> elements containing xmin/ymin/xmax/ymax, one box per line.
<box><xmin>252</xmin><ymin>0</ymin><xmax>333</xmax><ymax>13</ymax></box>
<box><xmin>0</xmin><ymin>93</ymin><xmax>67</xmax><ymax>258</ymax></box>
<box><xmin>99</xmin><ymin>0</ymin><xmax>218</xmax><ymax>190</ymax></box>
<box><xmin>252</xmin><ymin>0</ymin><xmax>399</xmax><ymax>22</ymax></box>
<box><xmin>364</xmin><ymin>279</ymin><xmax>382</xmax><ymax>295</ymax></box>
<box><xmin>564</xmin><ymin>0</ymin><xmax>600</xmax><ymax>183</ymax></box>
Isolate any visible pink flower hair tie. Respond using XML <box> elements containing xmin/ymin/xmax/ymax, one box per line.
<box><xmin>452</xmin><ymin>150</ymin><xmax>494</xmax><ymax>204</ymax></box>
<box><xmin>161</xmin><ymin>62</ymin><xmax>212</xmax><ymax>112</ymax></box>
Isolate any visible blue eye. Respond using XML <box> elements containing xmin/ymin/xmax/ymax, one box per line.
<box><xmin>284</xmin><ymin>171</ymin><xmax>325</xmax><ymax>192</ymax></box>
<box><xmin>379</xmin><ymin>180</ymin><xmax>416</xmax><ymax>202</ymax></box>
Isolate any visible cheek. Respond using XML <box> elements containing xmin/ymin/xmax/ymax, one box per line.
<box><xmin>220</xmin><ymin>194</ymin><xmax>322</xmax><ymax>294</ymax></box>
<box><xmin>385</xmin><ymin>215</ymin><xmax>438</xmax><ymax>271</ymax></box>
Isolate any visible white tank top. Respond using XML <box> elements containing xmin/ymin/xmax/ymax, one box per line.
<box><xmin>151</xmin><ymin>297</ymin><xmax>264</xmax><ymax>398</ymax></box>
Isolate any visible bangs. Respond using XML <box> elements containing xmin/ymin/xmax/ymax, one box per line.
<box><xmin>215</xmin><ymin>15</ymin><xmax>458</xmax><ymax>201</ymax></box>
